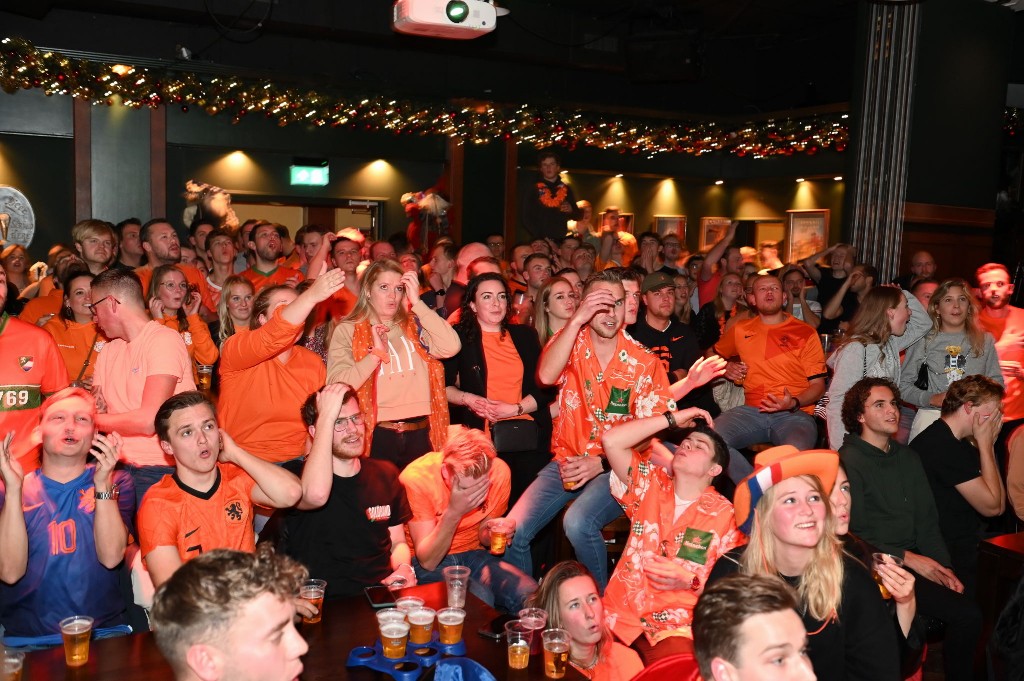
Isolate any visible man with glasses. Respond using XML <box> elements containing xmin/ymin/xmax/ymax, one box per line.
<box><xmin>90</xmin><ymin>268</ymin><xmax>195</xmax><ymax>501</ymax></box>
<box><xmin>278</xmin><ymin>384</ymin><xmax>415</xmax><ymax>602</ymax></box>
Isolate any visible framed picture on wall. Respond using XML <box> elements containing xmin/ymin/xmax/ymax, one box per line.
<box><xmin>785</xmin><ymin>209</ymin><xmax>830</xmax><ymax>263</ymax></box>
<box><xmin>653</xmin><ymin>215</ymin><xmax>686</xmax><ymax>241</ymax></box>
<box><xmin>699</xmin><ymin>217</ymin><xmax>732</xmax><ymax>252</ymax></box>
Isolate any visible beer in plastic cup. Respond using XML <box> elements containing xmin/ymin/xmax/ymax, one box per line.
<box><xmin>196</xmin><ymin>365</ymin><xmax>214</xmax><ymax>392</ymax></box>
<box><xmin>871</xmin><ymin>552</ymin><xmax>904</xmax><ymax>600</ymax></box>
<box><xmin>518</xmin><ymin>607</ymin><xmax>548</xmax><ymax>655</ymax></box>
<box><xmin>505</xmin><ymin>620</ymin><xmax>532</xmax><ymax>670</ymax></box>
<box><xmin>394</xmin><ymin>596</ymin><xmax>424</xmax><ymax>614</ymax></box>
<box><xmin>436</xmin><ymin>607</ymin><xmax>466</xmax><ymax>645</ymax></box>
<box><xmin>407</xmin><ymin>607</ymin><xmax>436</xmax><ymax>645</ymax></box>
<box><xmin>60</xmin><ymin>615</ymin><xmax>94</xmax><ymax>667</ymax></box>
<box><xmin>380</xmin><ymin>621</ymin><xmax>410</xmax><ymax>659</ymax></box>
<box><xmin>299</xmin><ymin>579</ymin><xmax>327</xmax><ymax>624</ymax></box>
<box><xmin>375</xmin><ymin>609</ymin><xmax>407</xmax><ymax>638</ymax></box>
<box><xmin>442</xmin><ymin>565</ymin><xmax>470</xmax><ymax>608</ymax></box>
<box><xmin>488</xmin><ymin>518</ymin><xmax>516</xmax><ymax>555</ymax></box>
<box><xmin>3</xmin><ymin>650</ymin><xmax>25</xmax><ymax>681</ymax></box>
<box><xmin>542</xmin><ymin>628</ymin><xmax>570</xmax><ymax>679</ymax></box>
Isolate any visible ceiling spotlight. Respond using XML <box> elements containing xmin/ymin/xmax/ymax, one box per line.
<box><xmin>834</xmin><ymin>176</ymin><xmax>843</xmax><ymax>181</ymax></box>
<box><xmin>796</xmin><ymin>178</ymin><xmax>805</xmax><ymax>183</ymax></box>
<box><xmin>614</xmin><ymin>173</ymin><xmax>624</xmax><ymax>178</ymax></box>
<box><xmin>714</xmin><ymin>180</ymin><xmax>724</xmax><ymax>185</ymax></box>
<box><xmin>175</xmin><ymin>44</ymin><xmax>193</xmax><ymax>60</ymax></box>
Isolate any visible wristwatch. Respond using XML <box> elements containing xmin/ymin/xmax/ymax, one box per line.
<box><xmin>95</xmin><ymin>485</ymin><xmax>119</xmax><ymax>501</ymax></box>
<box><xmin>788</xmin><ymin>397</ymin><xmax>801</xmax><ymax>413</ymax></box>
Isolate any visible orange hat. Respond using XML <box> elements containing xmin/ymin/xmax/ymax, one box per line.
<box><xmin>733</xmin><ymin>445</ymin><xmax>840</xmax><ymax>535</ymax></box>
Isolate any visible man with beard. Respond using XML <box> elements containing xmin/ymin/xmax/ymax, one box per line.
<box><xmin>280</xmin><ymin>384</ymin><xmax>414</xmax><ymax>602</ymax></box>
<box><xmin>134</xmin><ymin>219</ymin><xmax>213</xmax><ymax>318</ymax></box>
<box><xmin>0</xmin><ymin>388</ymin><xmax>134</xmax><ymax>641</ymax></box>
<box><xmin>712</xmin><ymin>274</ymin><xmax>827</xmax><ymax>483</ymax></box>
<box><xmin>242</xmin><ymin>222</ymin><xmax>304</xmax><ymax>294</ymax></box>
<box><xmin>894</xmin><ymin>251</ymin><xmax>937</xmax><ymax>291</ymax></box>
<box><xmin>138</xmin><ymin>391</ymin><xmax>301</xmax><ymax>589</ymax></box>
<box><xmin>504</xmin><ymin>269</ymin><xmax>673</xmax><ymax>591</ymax></box>
<box><xmin>976</xmin><ymin>263</ymin><xmax>1024</xmax><ymax>449</ymax></box>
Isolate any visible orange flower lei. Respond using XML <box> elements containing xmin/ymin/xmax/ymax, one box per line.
<box><xmin>537</xmin><ymin>182</ymin><xmax>568</xmax><ymax>208</ymax></box>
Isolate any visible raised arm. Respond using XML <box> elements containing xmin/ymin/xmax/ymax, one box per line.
<box><xmin>90</xmin><ymin>433</ymin><xmax>130</xmax><ymax>569</ymax></box>
<box><xmin>537</xmin><ymin>287</ymin><xmax>617</xmax><ymax>385</ymax></box>
<box><xmin>406</xmin><ymin>473</ymin><xmax>489</xmax><ymax>571</ymax></box>
<box><xmin>220</xmin><ymin>431</ymin><xmax>302</xmax><ymax>509</ymax></box>
<box><xmin>801</xmin><ymin>244</ymin><xmax>835</xmax><ymax>283</ymax></box>
<box><xmin>296</xmin><ymin>384</ymin><xmax>349</xmax><ymax>510</ymax></box>
<box><xmin>601</xmin><ymin>408</ymin><xmax>714</xmax><ymax>484</ymax></box>
<box><xmin>699</xmin><ymin>221</ymin><xmax>738</xmax><ymax>283</ymax></box>
<box><xmin>0</xmin><ymin>432</ymin><xmax>27</xmax><ymax>584</ymax></box>
<box><xmin>822</xmin><ymin>274</ymin><xmax>854</xmax><ymax>320</ymax></box>
<box><xmin>955</xmin><ymin>407</ymin><xmax>1006</xmax><ymax>516</ymax></box>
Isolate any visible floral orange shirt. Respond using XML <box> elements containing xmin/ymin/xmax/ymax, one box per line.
<box><xmin>605</xmin><ymin>450</ymin><xmax>744</xmax><ymax>645</ymax></box>
<box><xmin>551</xmin><ymin>328</ymin><xmax>672</xmax><ymax>464</ymax></box>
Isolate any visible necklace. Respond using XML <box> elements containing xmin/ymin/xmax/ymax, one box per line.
<box><xmin>571</xmin><ymin>651</ymin><xmax>599</xmax><ymax>670</ymax></box>
<box><xmin>537</xmin><ymin>181</ymin><xmax>568</xmax><ymax>208</ymax></box>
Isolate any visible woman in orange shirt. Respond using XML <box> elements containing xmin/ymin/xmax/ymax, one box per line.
<box><xmin>214</xmin><ymin>275</ymin><xmax>255</xmax><ymax>346</ymax></box>
<box><xmin>147</xmin><ymin>264</ymin><xmax>219</xmax><ymax>380</ymax></box>
<box><xmin>43</xmin><ymin>264</ymin><xmax>107</xmax><ymax>387</ymax></box>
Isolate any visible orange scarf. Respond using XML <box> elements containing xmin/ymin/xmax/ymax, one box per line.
<box><xmin>351</xmin><ymin>316</ymin><xmax>449</xmax><ymax>454</ymax></box>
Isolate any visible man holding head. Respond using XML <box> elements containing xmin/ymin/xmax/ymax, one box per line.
<box><xmin>822</xmin><ymin>263</ymin><xmax>877</xmax><ymax>333</ymax></box>
<box><xmin>90</xmin><ymin>268</ymin><xmax>196</xmax><ymax>500</ymax></box>
<box><xmin>711</xmin><ymin>274</ymin><xmax>827</xmax><ymax>483</ymax></box>
<box><xmin>693</xmin><ymin>574</ymin><xmax>815</xmax><ymax>681</ymax></box>
<box><xmin>977</xmin><ymin>263</ymin><xmax>1024</xmax><ymax>448</ymax></box>
<box><xmin>0</xmin><ymin>388</ymin><xmax>134</xmax><ymax>641</ymax></box>
<box><xmin>150</xmin><ymin>544</ymin><xmax>309</xmax><ymax>681</ymax></box>
<box><xmin>138</xmin><ymin>391</ymin><xmax>302</xmax><ymax>589</ymax></box>
<box><xmin>242</xmin><ymin>222</ymin><xmax>304</xmax><ymax>294</ymax></box>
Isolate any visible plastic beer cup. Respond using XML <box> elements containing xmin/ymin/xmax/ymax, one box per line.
<box><xmin>437</xmin><ymin>607</ymin><xmax>466</xmax><ymax>645</ymax></box>
<box><xmin>380</xmin><ymin>621</ymin><xmax>410</xmax><ymax>659</ymax></box>
<box><xmin>518</xmin><ymin>607</ymin><xmax>548</xmax><ymax>655</ymax></box>
<box><xmin>60</xmin><ymin>616</ymin><xmax>94</xmax><ymax>667</ymax></box>
<box><xmin>299</xmin><ymin>579</ymin><xmax>327</xmax><ymax>624</ymax></box>
<box><xmin>488</xmin><ymin>518</ymin><xmax>516</xmax><ymax>555</ymax></box>
<box><xmin>505</xmin><ymin>620</ymin><xmax>532</xmax><ymax>670</ymax></box>
<box><xmin>542</xmin><ymin>628</ymin><xmax>570</xmax><ymax>679</ymax></box>
<box><xmin>407</xmin><ymin>607</ymin><xmax>436</xmax><ymax>645</ymax></box>
<box><xmin>442</xmin><ymin>565</ymin><xmax>470</xmax><ymax>608</ymax></box>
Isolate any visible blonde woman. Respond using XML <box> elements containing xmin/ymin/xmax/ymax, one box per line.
<box><xmin>709</xmin><ymin>446</ymin><xmax>902</xmax><ymax>681</ymax></box>
<box><xmin>327</xmin><ymin>259</ymin><xmax>460</xmax><ymax>470</ymax></box>
<box><xmin>214</xmin><ymin>275</ymin><xmax>255</xmax><ymax>346</ymax></box>
<box><xmin>533</xmin><ymin>276</ymin><xmax>578</xmax><ymax>346</ymax></box>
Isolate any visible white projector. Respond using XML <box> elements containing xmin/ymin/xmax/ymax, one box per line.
<box><xmin>392</xmin><ymin>0</ymin><xmax>497</xmax><ymax>39</ymax></box>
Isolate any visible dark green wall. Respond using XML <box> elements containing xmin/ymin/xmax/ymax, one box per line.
<box><xmin>0</xmin><ymin>132</ymin><xmax>75</xmax><ymax>258</ymax></box>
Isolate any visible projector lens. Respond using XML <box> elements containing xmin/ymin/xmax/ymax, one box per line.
<box><xmin>446</xmin><ymin>0</ymin><xmax>469</xmax><ymax>22</ymax></box>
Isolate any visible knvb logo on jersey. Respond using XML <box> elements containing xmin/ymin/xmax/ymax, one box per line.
<box><xmin>365</xmin><ymin>505</ymin><xmax>392</xmax><ymax>522</ymax></box>
<box><xmin>18</xmin><ymin>356</ymin><xmax>33</xmax><ymax>372</ymax></box>
<box><xmin>224</xmin><ymin>500</ymin><xmax>245</xmax><ymax>523</ymax></box>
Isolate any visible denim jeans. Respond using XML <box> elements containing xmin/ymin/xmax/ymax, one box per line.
<box><xmin>505</xmin><ymin>461</ymin><xmax>623</xmax><ymax>592</ymax></box>
<box><xmin>412</xmin><ymin>551</ymin><xmax>537</xmax><ymax>613</ymax></box>
<box><xmin>713</xmin><ymin>405</ymin><xmax>819</xmax><ymax>483</ymax></box>
<box><xmin>123</xmin><ymin>463</ymin><xmax>176</xmax><ymax>511</ymax></box>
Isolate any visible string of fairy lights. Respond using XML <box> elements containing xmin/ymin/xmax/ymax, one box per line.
<box><xmin>22</xmin><ymin>35</ymin><xmax>1023</xmax><ymax>158</ymax></box>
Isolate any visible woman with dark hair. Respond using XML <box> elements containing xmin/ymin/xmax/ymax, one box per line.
<box><xmin>444</xmin><ymin>272</ymin><xmax>554</xmax><ymax>504</ymax></box>
<box><xmin>692</xmin><ymin>272</ymin><xmax>744</xmax><ymax>352</ymax></box>
<box><xmin>526</xmin><ymin>560</ymin><xmax>643</xmax><ymax>680</ymax></box>
<box><xmin>147</xmin><ymin>264</ymin><xmax>219</xmax><ymax>382</ymax></box>
<box><xmin>42</xmin><ymin>264</ymin><xmax>107</xmax><ymax>388</ymax></box>
<box><xmin>824</xmin><ymin>286</ymin><xmax>930</xmax><ymax>448</ymax></box>
<box><xmin>327</xmin><ymin>259</ymin><xmax>460</xmax><ymax>470</ymax></box>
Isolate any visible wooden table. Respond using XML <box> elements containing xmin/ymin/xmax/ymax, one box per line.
<box><xmin>17</xmin><ymin>581</ymin><xmax>581</xmax><ymax>680</ymax></box>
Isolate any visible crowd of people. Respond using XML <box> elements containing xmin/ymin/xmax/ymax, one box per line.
<box><xmin>1</xmin><ymin>155</ymin><xmax>1023</xmax><ymax>681</ymax></box>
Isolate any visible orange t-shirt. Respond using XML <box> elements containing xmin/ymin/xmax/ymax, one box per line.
<box><xmin>136</xmin><ymin>264</ymin><xmax>213</xmax><ymax>317</ymax></box>
<box><xmin>551</xmin><ymin>328</ymin><xmax>672</xmax><ymax>464</ymax></box>
<box><xmin>219</xmin><ymin>309</ymin><xmax>326</xmax><ymax>462</ymax></box>
<box><xmin>138</xmin><ymin>463</ymin><xmax>257</xmax><ymax>564</ymax></box>
<box><xmin>0</xmin><ymin>314</ymin><xmax>69</xmax><ymax>466</ymax></box>
<box><xmin>42</xmin><ymin>318</ymin><xmax>106</xmax><ymax>384</ymax></box>
<box><xmin>400</xmin><ymin>451</ymin><xmax>510</xmax><ymax>555</ymax></box>
<box><xmin>18</xmin><ymin>289</ymin><xmax>63</xmax><ymax>325</ymax></box>
<box><xmin>713</xmin><ymin>315</ymin><xmax>827</xmax><ymax>412</ymax></box>
<box><xmin>481</xmin><ymin>331</ymin><xmax>525</xmax><ymax>405</ymax></box>
<box><xmin>241</xmin><ymin>266</ymin><xmax>304</xmax><ymax>294</ymax></box>
<box><xmin>93</xmin><ymin>321</ymin><xmax>197</xmax><ymax>466</ymax></box>
<box><xmin>154</xmin><ymin>315</ymin><xmax>220</xmax><ymax>377</ymax></box>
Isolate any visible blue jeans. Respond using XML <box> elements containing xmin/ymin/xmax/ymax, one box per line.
<box><xmin>412</xmin><ymin>551</ymin><xmax>537</xmax><ymax>613</ymax></box>
<box><xmin>505</xmin><ymin>462</ymin><xmax>623</xmax><ymax>592</ymax></box>
<box><xmin>714</xmin><ymin>405</ymin><xmax>819</xmax><ymax>482</ymax></box>
<box><xmin>123</xmin><ymin>464</ymin><xmax>176</xmax><ymax>511</ymax></box>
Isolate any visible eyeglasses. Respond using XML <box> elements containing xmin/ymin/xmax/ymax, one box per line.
<box><xmin>161</xmin><ymin>281</ymin><xmax>189</xmax><ymax>290</ymax></box>
<box><xmin>85</xmin><ymin>295</ymin><xmax>121</xmax><ymax>312</ymax></box>
<box><xmin>333</xmin><ymin>413</ymin><xmax>365</xmax><ymax>432</ymax></box>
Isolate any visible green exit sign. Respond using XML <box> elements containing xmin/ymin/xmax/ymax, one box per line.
<box><xmin>290</xmin><ymin>165</ymin><xmax>329</xmax><ymax>186</ymax></box>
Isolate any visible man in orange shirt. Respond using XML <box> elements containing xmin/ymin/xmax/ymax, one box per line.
<box><xmin>242</xmin><ymin>222</ymin><xmax>304</xmax><ymax>294</ymax></box>
<box><xmin>712</xmin><ymin>274</ymin><xmax>827</xmax><ymax>483</ymax></box>
<box><xmin>138</xmin><ymin>391</ymin><xmax>301</xmax><ymax>588</ymax></box>
<box><xmin>400</xmin><ymin>426</ymin><xmax>536</xmax><ymax>612</ymax></box>
<box><xmin>134</xmin><ymin>219</ymin><xmax>213</xmax><ymax>319</ymax></box>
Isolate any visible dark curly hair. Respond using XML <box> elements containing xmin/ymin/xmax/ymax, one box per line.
<box><xmin>455</xmin><ymin>272</ymin><xmax>511</xmax><ymax>347</ymax></box>
<box><xmin>841</xmin><ymin>377</ymin><xmax>901</xmax><ymax>435</ymax></box>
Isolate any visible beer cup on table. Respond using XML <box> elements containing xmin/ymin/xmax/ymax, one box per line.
<box><xmin>3</xmin><ymin>650</ymin><xmax>25</xmax><ymax>681</ymax></box>
<box><xmin>542</xmin><ymin>628</ymin><xmax>570</xmax><ymax>679</ymax></box>
<box><xmin>442</xmin><ymin>565</ymin><xmax>470</xmax><ymax>608</ymax></box>
<box><xmin>375</xmin><ymin>609</ymin><xmax>407</xmax><ymax>639</ymax></box>
<box><xmin>380</xmin><ymin>621</ymin><xmax>411</xmax><ymax>660</ymax></box>
<box><xmin>504</xmin><ymin>620</ymin><xmax>532</xmax><ymax>670</ymax></box>
<box><xmin>518</xmin><ymin>607</ymin><xmax>548</xmax><ymax>655</ymax></box>
<box><xmin>394</xmin><ymin>595</ymin><xmax>424</xmax><ymax>614</ymax></box>
<box><xmin>871</xmin><ymin>552</ymin><xmax>904</xmax><ymax>600</ymax></box>
<box><xmin>196</xmin><ymin>364</ymin><xmax>214</xmax><ymax>392</ymax></box>
<box><xmin>299</xmin><ymin>579</ymin><xmax>327</xmax><ymax>624</ymax></box>
<box><xmin>59</xmin><ymin>616</ymin><xmax>94</xmax><ymax>667</ymax></box>
<box><xmin>407</xmin><ymin>607</ymin><xmax>436</xmax><ymax>645</ymax></box>
<box><xmin>488</xmin><ymin>518</ymin><xmax>516</xmax><ymax>555</ymax></box>
<box><xmin>436</xmin><ymin>607</ymin><xmax>466</xmax><ymax>645</ymax></box>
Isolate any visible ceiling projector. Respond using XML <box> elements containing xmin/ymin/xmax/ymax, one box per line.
<box><xmin>392</xmin><ymin>0</ymin><xmax>497</xmax><ymax>39</ymax></box>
